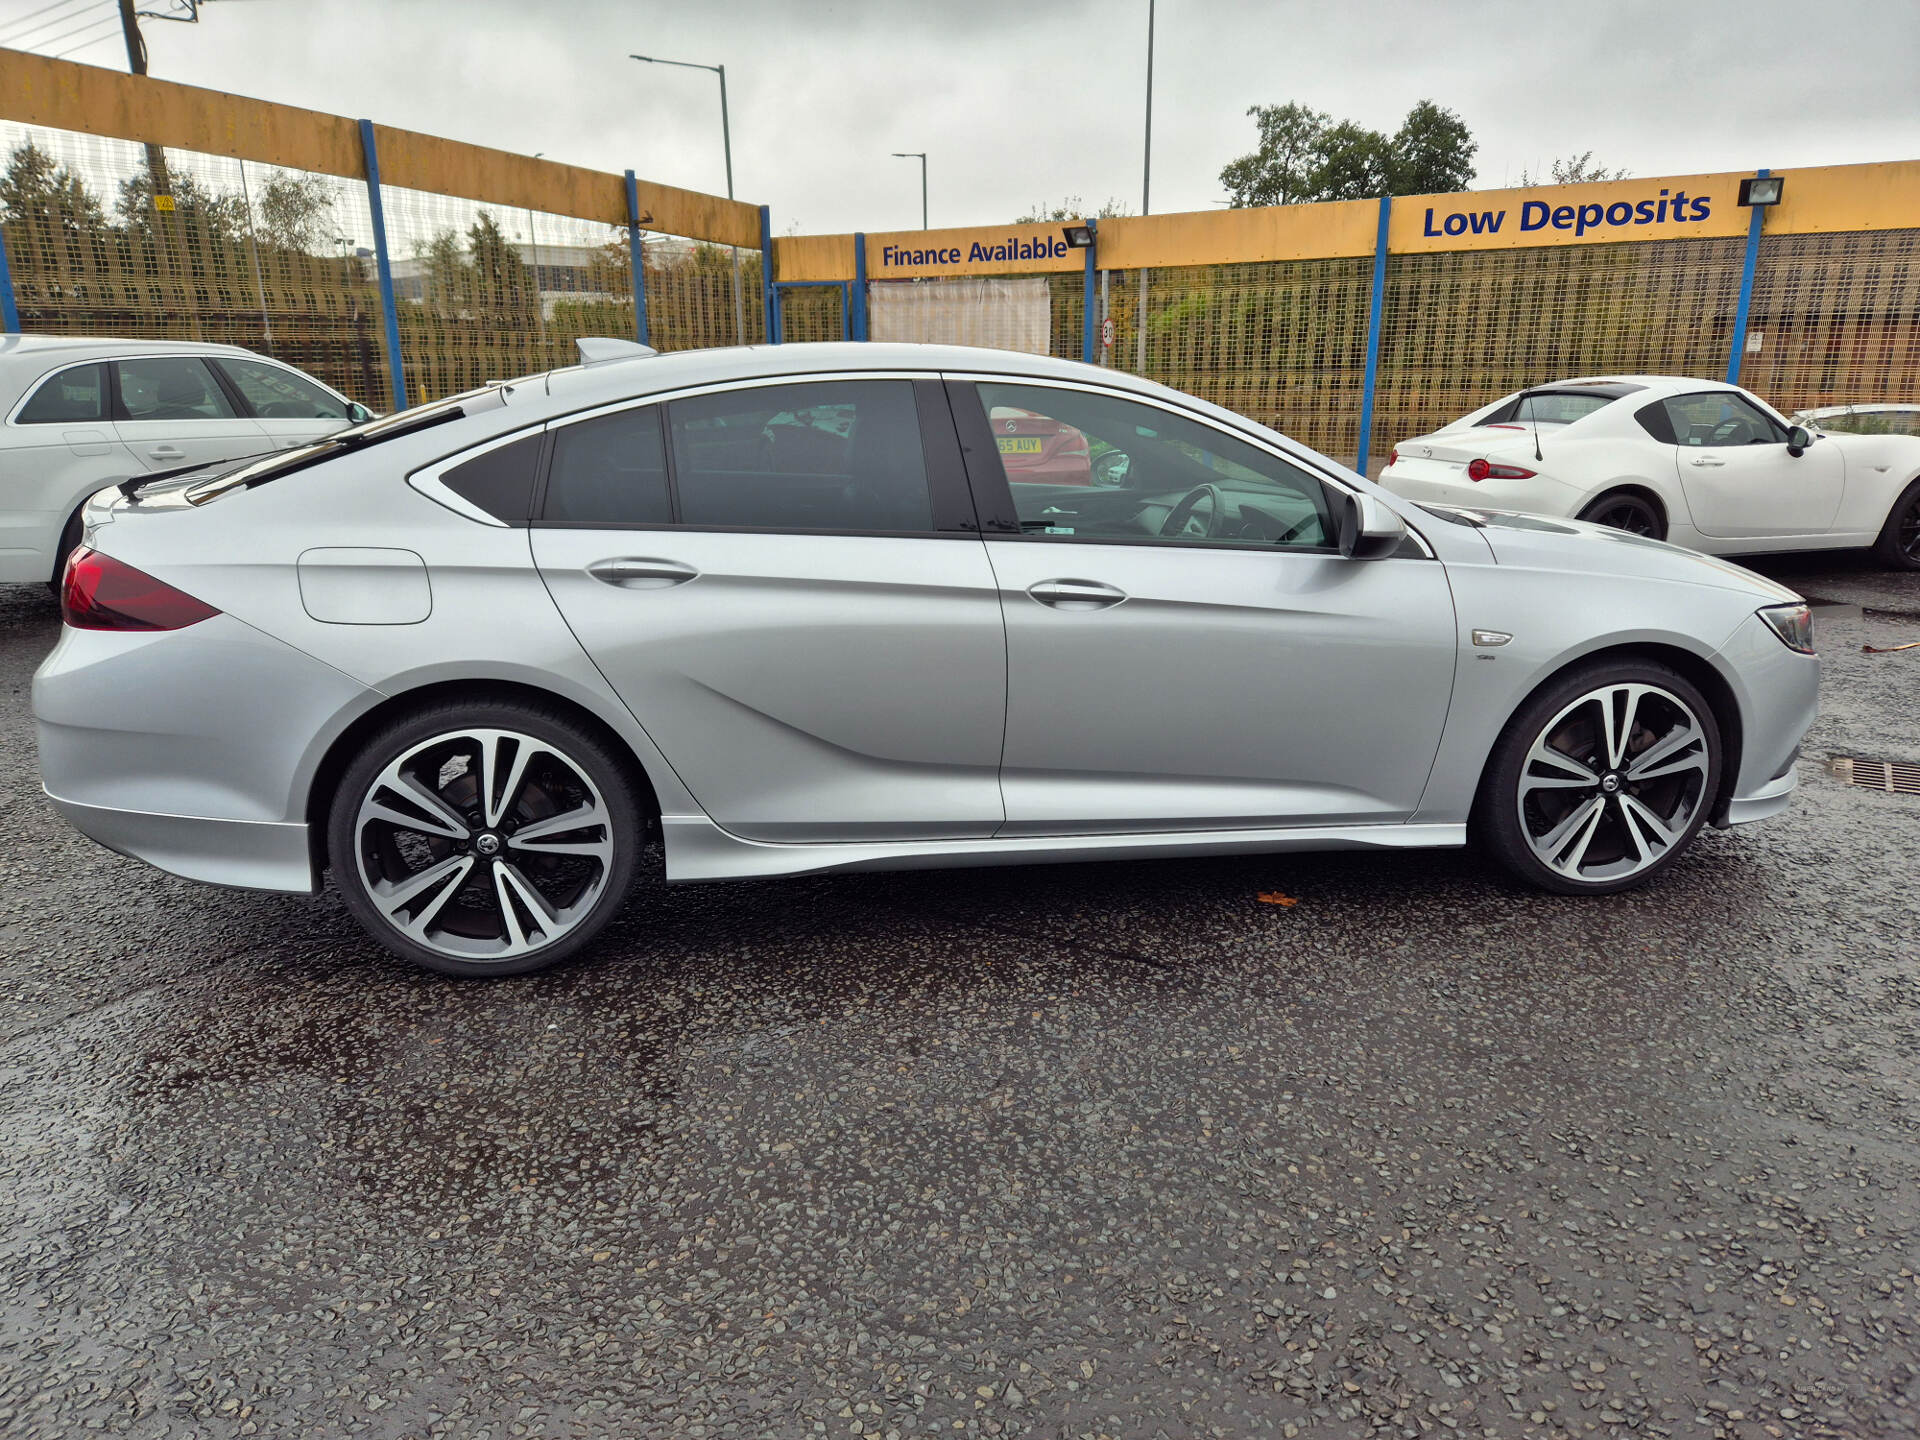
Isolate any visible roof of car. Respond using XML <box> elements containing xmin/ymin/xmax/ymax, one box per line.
<box><xmin>1552</xmin><ymin>375</ymin><xmax>1739</xmax><ymax>394</ymax></box>
<box><xmin>0</xmin><ymin>333</ymin><xmax>253</xmax><ymax>361</ymax></box>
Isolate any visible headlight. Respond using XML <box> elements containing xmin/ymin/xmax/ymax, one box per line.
<box><xmin>1758</xmin><ymin>603</ymin><xmax>1814</xmax><ymax>655</ymax></box>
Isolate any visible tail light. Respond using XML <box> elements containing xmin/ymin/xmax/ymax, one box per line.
<box><xmin>1387</xmin><ymin>449</ymin><xmax>1399</xmax><ymax>468</ymax></box>
<box><xmin>61</xmin><ymin>547</ymin><xmax>220</xmax><ymax>631</ymax></box>
<box><xmin>1466</xmin><ymin>458</ymin><xmax>1538</xmax><ymax>482</ymax></box>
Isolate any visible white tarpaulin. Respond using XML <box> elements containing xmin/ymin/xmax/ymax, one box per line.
<box><xmin>866</xmin><ymin>277</ymin><xmax>1052</xmax><ymax>355</ymax></box>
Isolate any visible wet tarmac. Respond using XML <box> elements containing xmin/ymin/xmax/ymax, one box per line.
<box><xmin>2</xmin><ymin>556</ymin><xmax>1917</xmax><ymax>1439</ymax></box>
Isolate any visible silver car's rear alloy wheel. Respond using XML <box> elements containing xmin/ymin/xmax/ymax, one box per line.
<box><xmin>1516</xmin><ymin>683</ymin><xmax>1711</xmax><ymax>884</ymax></box>
<box><xmin>353</xmin><ymin>727</ymin><xmax>617</xmax><ymax>966</ymax></box>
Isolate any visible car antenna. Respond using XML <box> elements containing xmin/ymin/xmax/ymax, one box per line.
<box><xmin>1529</xmin><ymin>385</ymin><xmax>1544</xmax><ymax>464</ymax></box>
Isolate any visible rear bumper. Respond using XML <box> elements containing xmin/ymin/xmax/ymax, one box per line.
<box><xmin>44</xmin><ymin>790</ymin><xmax>317</xmax><ymax>892</ymax></box>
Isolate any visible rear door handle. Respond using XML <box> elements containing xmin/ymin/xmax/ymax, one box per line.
<box><xmin>148</xmin><ymin>445</ymin><xmax>185</xmax><ymax>461</ymax></box>
<box><xmin>1027</xmin><ymin>577</ymin><xmax>1127</xmax><ymax>611</ymax></box>
<box><xmin>1689</xmin><ymin>456</ymin><xmax>1726</xmax><ymax>468</ymax></box>
<box><xmin>587</xmin><ymin>557</ymin><xmax>699</xmax><ymax>589</ymax></box>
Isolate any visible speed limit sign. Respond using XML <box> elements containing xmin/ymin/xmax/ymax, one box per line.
<box><xmin>1101</xmin><ymin>317</ymin><xmax>1115</xmax><ymax>349</ymax></box>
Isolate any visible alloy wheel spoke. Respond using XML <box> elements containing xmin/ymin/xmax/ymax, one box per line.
<box><xmin>1522</xmin><ymin>741</ymin><xmax>1600</xmax><ymax>792</ymax></box>
<box><xmin>373</xmin><ymin>853</ymin><xmax>475</xmax><ymax>937</ymax></box>
<box><xmin>1619</xmin><ymin>792</ymin><xmax>1681</xmax><ymax>860</ymax></box>
<box><xmin>1599</xmin><ymin>685</ymin><xmax>1646</xmax><ymax>772</ymax></box>
<box><xmin>1627</xmin><ymin>722</ymin><xmax>1709</xmax><ymax>782</ymax></box>
<box><xmin>1534</xmin><ymin>794</ymin><xmax>1604</xmax><ymax>867</ymax></box>
<box><xmin>365</xmin><ymin>771</ymin><xmax>470</xmax><ymax>840</ymax></box>
<box><xmin>493</xmin><ymin>859</ymin><xmax>560</xmax><ymax>951</ymax></box>
<box><xmin>1551</xmin><ymin>800</ymin><xmax>1608</xmax><ymax>876</ymax></box>
<box><xmin>477</xmin><ymin>732</ymin><xmax>547</xmax><ymax>830</ymax></box>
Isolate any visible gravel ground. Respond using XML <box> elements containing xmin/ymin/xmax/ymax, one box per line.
<box><xmin>2</xmin><ymin>556</ymin><xmax>1917</xmax><ymax>1440</ymax></box>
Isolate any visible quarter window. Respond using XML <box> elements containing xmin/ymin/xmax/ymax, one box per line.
<box><xmin>215</xmin><ymin>357</ymin><xmax>347</xmax><ymax>420</ymax></box>
<box><xmin>545</xmin><ymin>406</ymin><xmax>672</xmax><ymax>525</ymax></box>
<box><xmin>976</xmin><ymin>382</ymin><xmax>1334</xmax><ymax>549</ymax></box>
<box><xmin>667</xmin><ymin>380</ymin><xmax>933</xmax><ymax>532</ymax></box>
<box><xmin>1658</xmin><ymin>391</ymin><xmax>1787</xmax><ymax>447</ymax></box>
<box><xmin>16</xmin><ymin>363</ymin><xmax>107</xmax><ymax>423</ymax></box>
<box><xmin>115</xmin><ymin>357</ymin><xmax>238</xmax><ymax>421</ymax></box>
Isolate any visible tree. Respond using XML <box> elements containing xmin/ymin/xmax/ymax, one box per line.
<box><xmin>465</xmin><ymin>210</ymin><xmax>530</xmax><ymax>312</ymax></box>
<box><xmin>1218</xmin><ymin>103</ymin><xmax>1328</xmax><ymax>207</ymax></box>
<box><xmin>255</xmin><ymin>172</ymin><xmax>335</xmax><ymax>252</ymax></box>
<box><xmin>115</xmin><ymin>169</ymin><xmax>247</xmax><ymax>249</ymax></box>
<box><xmin>1220</xmin><ymin>99</ymin><xmax>1478</xmax><ymax>206</ymax></box>
<box><xmin>1519</xmin><ymin>152</ymin><xmax>1630</xmax><ymax>186</ymax></box>
<box><xmin>0</xmin><ymin>141</ymin><xmax>106</xmax><ymax>236</ymax></box>
<box><xmin>1013</xmin><ymin>196</ymin><xmax>1133</xmax><ymax>224</ymax></box>
<box><xmin>1387</xmin><ymin>100</ymin><xmax>1478</xmax><ymax>196</ymax></box>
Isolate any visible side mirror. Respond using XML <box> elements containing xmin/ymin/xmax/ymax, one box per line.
<box><xmin>345</xmin><ymin>401</ymin><xmax>375</xmax><ymax>425</ymax></box>
<box><xmin>1335</xmin><ymin>489</ymin><xmax>1409</xmax><ymax>560</ymax></box>
<box><xmin>1786</xmin><ymin>424</ymin><xmax>1812</xmax><ymax>457</ymax></box>
<box><xmin>1091</xmin><ymin>449</ymin><xmax>1131</xmax><ymax>487</ymax></box>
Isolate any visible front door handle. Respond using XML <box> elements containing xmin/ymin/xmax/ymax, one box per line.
<box><xmin>148</xmin><ymin>445</ymin><xmax>185</xmax><ymax>461</ymax></box>
<box><xmin>587</xmin><ymin>557</ymin><xmax>699</xmax><ymax>589</ymax></box>
<box><xmin>1689</xmin><ymin>456</ymin><xmax>1726</xmax><ymax>468</ymax></box>
<box><xmin>1027</xmin><ymin>577</ymin><xmax>1127</xmax><ymax>611</ymax></box>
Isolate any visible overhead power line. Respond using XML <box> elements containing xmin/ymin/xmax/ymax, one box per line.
<box><xmin>0</xmin><ymin>0</ymin><xmax>98</xmax><ymax>44</ymax></box>
<box><xmin>21</xmin><ymin>5</ymin><xmax>119</xmax><ymax>53</ymax></box>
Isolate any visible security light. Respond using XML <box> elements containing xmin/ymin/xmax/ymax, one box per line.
<box><xmin>1738</xmin><ymin>176</ymin><xmax>1785</xmax><ymax>207</ymax></box>
<box><xmin>1062</xmin><ymin>224</ymin><xmax>1094</xmax><ymax>248</ymax></box>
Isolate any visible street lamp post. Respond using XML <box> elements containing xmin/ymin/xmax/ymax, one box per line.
<box><xmin>1136</xmin><ymin>0</ymin><xmax>1154</xmax><ymax>375</ymax></box>
<box><xmin>891</xmin><ymin>152</ymin><xmax>928</xmax><ymax>230</ymax></box>
<box><xmin>631</xmin><ymin>52</ymin><xmax>745</xmax><ymax>345</ymax></box>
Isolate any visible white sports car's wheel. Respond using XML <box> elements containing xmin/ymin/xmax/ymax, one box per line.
<box><xmin>328</xmin><ymin>701</ymin><xmax>642</xmax><ymax>976</ymax></box>
<box><xmin>1873</xmin><ymin>478</ymin><xmax>1920</xmax><ymax>571</ymax></box>
<box><xmin>1478</xmin><ymin>661</ymin><xmax>1721</xmax><ymax>894</ymax></box>
<box><xmin>1578</xmin><ymin>491</ymin><xmax>1665</xmax><ymax>540</ymax></box>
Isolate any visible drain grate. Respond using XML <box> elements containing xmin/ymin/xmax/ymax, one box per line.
<box><xmin>1830</xmin><ymin>756</ymin><xmax>1920</xmax><ymax>795</ymax></box>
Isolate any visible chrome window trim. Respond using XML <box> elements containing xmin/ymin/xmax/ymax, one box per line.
<box><xmin>406</xmin><ymin>427</ymin><xmax>542</xmax><ymax>528</ymax></box>
<box><xmin>940</xmin><ymin>370</ymin><xmax>1437</xmax><ymax>559</ymax></box>
<box><xmin>542</xmin><ymin>370</ymin><xmax>946</xmax><ymax>431</ymax></box>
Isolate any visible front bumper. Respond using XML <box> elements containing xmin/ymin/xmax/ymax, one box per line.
<box><xmin>1713</xmin><ymin>610</ymin><xmax>1820</xmax><ymax>827</ymax></box>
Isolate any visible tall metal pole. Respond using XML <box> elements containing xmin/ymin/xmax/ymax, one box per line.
<box><xmin>1135</xmin><ymin>0</ymin><xmax>1154</xmax><ymax>375</ymax></box>
<box><xmin>632</xmin><ymin>54</ymin><xmax>745</xmax><ymax>345</ymax></box>
<box><xmin>118</xmin><ymin>0</ymin><xmax>195</xmax><ymax>337</ymax></box>
<box><xmin>892</xmin><ymin>153</ymin><xmax>927</xmax><ymax>229</ymax></box>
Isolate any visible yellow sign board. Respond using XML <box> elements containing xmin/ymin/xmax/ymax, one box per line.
<box><xmin>866</xmin><ymin>221</ymin><xmax>1084</xmax><ymax>279</ymax></box>
<box><xmin>153</xmin><ymin>194</ymin><xmax>176</xmax><ymax>212</ymax></box>
<box><xmin>1389</xmin><ymin>172</ymin><xmax>1750</xmax><ymax>253</ymax></box>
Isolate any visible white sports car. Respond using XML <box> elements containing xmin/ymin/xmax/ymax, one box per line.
<box><xmin>1379</xmin><ymin>376</ymin><xmax>1920</xmax><ymax>569</ymax></box>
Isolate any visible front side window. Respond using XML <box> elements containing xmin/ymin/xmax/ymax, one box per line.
<box><xmin>1659</xmin><ymin>391</ymin><xmax>1787</xmax><ymax>447</ymax></box>
<box><xmin>667</xmin><ymin>380</ymin><xmax>932</xmax><ymax>532</ymax></box>
<box><xmin>215</xmin><ymin>357</ymin><xmax>347</xmax><ymax>420</ymax></box>
<box><xmin>545</xmin><ymin>406</ymin><xmax>672</xmax><ymax>525</ymax></box>
<box><xmin>977</xmin><ymin>382</ymin><xmax>1333</xmax><ymax>549</ymax></box>
<box><xmin>16</xmin><ymin>363</ymin><xmax>107</xmax><ymax>424</ymax></box>
<box><xmin>115</xmin><ymin>357</ymin><xmax>237</xmax><ymax>421</ymax></box>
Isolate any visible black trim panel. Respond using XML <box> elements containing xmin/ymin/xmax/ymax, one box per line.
<box><xmin>914</xmin><ymin>377</ymin><xmax>984</xmax><ymax>533</ymax></box>
<box><xmin>942</xmin><ymin>378</ymin><xmax>1022</xmax><ymax>534</ymax></box>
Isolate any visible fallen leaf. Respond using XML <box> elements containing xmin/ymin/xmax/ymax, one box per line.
<box><xmin>1256</xmin><ymin>892</ymin><xmax>1299</xmax><ymax>906</ymax></box>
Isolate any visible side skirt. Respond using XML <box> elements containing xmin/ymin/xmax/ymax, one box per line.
<box><xmin>660</xmin><ymin>815</ymin><xmax>1467</xmax><ymax>883</ymax></box>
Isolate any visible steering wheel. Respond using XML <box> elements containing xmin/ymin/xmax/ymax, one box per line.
<box><xmin>1709</xmin><ymin>418</ymin><xmax>1750</xmax><ymax>445</ymax></box>
<box><xmin>1159</xmin><ymin>483</ymin><xmax>1225</xmax><ymax>540</ymax></box>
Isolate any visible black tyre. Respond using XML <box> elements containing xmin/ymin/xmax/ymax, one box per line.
<box><xmin>327</xmin><ymin>699</ymin><xmax>644</xmax><ymax>977</ymax></box>
<box><xmin>1475</xmin><ymin>659</ymin><xmax>1721</xmax><ymax>895</ymax></box>
<box><xmin>1577</xmin><ymin>491</ymin><xmax>1666</xmax><ymax>540</ymax></box>
<box><xmin>1872</xmin><ymin>478</ymin><xmax>1920</xmax><ymax>571</ymax></box>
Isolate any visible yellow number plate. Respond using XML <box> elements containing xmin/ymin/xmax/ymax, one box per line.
<box><xmin>996</xmin><ymin>437</ymin><xmax>1044</xmax><ymax>454</ymax></box>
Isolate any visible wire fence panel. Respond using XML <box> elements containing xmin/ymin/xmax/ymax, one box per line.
<box><xmin>1372</xmin><ymin>235</ymin><xmax>1747</xmax><ymax>458</ymax></box>
<box><xmin>644</xmin><ymin>238</ymin><xmax>763</xmax><ymax>355</ymax></box>
<box><xmin>776</xmin><ymin>285</ymin><xmax>845</xmax><ymax>343</ymax></box>
<box><xmin>1743</xmin><ymin>228</ymin><xmax>1920</xmax><ymax>411</ymax></box>
<box><xmin>1102</xmin><ymin>257</ymin><xmax>1375</xmax><ymax>463</ymax></box>
<box><xmin>1</xmin><ymin>123</ymin><xmax>390</xmax><ymax>406</ymax></box>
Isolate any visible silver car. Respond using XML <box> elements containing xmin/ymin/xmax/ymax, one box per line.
<box><xmin>0</xmin><ymin>334</ymin><xmax>370</xmax><ymax>587</ymax></box>
<box><xmin>33</xmin><ymin>341</ymin><xmax>1819</xmax><ymax>976</ymax></box>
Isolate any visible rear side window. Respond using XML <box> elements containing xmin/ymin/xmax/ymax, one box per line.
<box><xmin>215</xmin><ymin>357</ymin><xmax>347</xmax><ymax>420</ymax></box>
<box><xmin>440</xmin><ymin>434</ymin><xmax>542</xmax><ymax>525</ymax></box>
<box><xmin>1635</xmin><ymin>401</ymin><xmax>1677</xmax><ymax>444</ymax></box>
<box><xmin>17</xmin><ymin>363</ymin><xmax>107</xmax><ymax>423</ymax></box>
<box><xmin>544</xmin><ymin>406</ymin><xmax>672</xmax><ymax>525</ymax></box>
<box><xmin>116</xmin><ymin>357</ymin><xmax>238</xmax><ymax>421</ymax></box>
<box><xmin>668</xmin><ymin>380</ymin><xmax>933</xmax><ymax>532</ymax></box>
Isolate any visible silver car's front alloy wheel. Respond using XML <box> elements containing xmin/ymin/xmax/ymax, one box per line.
<box><xmin>349</xmin><ymin>724</ymin><xmax>622</xmax><ymax>969</ymax></box>
<box><xmin>1516</xmin><ymin>683</ymin><xmax>1711</xmax><ymax>883</ymax></box>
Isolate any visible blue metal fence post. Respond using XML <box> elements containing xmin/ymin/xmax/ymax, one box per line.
<box><xmin>1081</xmin><ymin>219</ymin><xmax>1099</xmax><ymax>363</ymax></box>
<box><xmin>625</xmin><ymin>171</ymin><xmax>650</xmax><ymax>346</ymax></box>
<box><xmin>850</xmin><ymin>233</ymin><xmax>869</xmax><ymax>341</ymax></box>
<box><xmin>1726</xmin><ymin>167</ymin><xmax>1769</xmax><ymax>386</ymax></box>
<box><xmin>1355</xmin><ymin>194</ymin><xmax>1393</xmax><ymax>477</ymax></box>
<box><xmin>758</xmin><ymin>204</ymin><xmax>775</xmax><ymax>344</ymax></box>
<box><xmin>0</xmin><ymin>218</ymin><xmax>19</xmax><ymax>333</ymax></box>
<box><xmin>356</xmin><ymin>120</ymin><xmax>409</xmax><ymax>412</ymax></box>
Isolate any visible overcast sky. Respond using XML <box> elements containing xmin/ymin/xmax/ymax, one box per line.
<box><xmin>8</xmin><ymin>0</ymin><xmax>1919</xmax><ymax>235</ymax></box>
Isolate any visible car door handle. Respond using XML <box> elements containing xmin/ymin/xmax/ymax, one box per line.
<box><xmin>587</xmin><ymin>557</ymin><xmax>699</xmax><ymax>589</ymax></box>
<box><xmin>1027</xmin><ymin>578</ymin><xmax>1127</xmax><ymax>610</ymax></box>
<box><xmin>1689</xmin><ymin>457</ymin><xmax>1726</xmax><ymax>468</ymax></box>
<box><xmin>147</xmin><ymin>445</ymin><xmax>186</xmax><ymax>460</ymax></box>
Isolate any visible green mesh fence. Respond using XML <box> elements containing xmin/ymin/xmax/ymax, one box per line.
<box><xmin>775</xmin><ymin>285</ymin><xmax>846</xmax><ymax>343</ymax></box>
<box><xmin>1742</xmin><ymin>228</ymin><xmax>1920</xmax><ymax>411</ymax></box>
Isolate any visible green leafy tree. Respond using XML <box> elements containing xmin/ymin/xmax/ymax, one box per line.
<box><xmin>116</xmin><ymin>170</ymin><xmax>248</xmax><ymax>248</ymax></box>
<box><xmin>0</xmin><ymin>141</ymin><xmax>109</xmax><ymax>271</ymax></box>
<box><xmin>1221</xmin><ymin>99</ymin><xmax>1478</xmax><ymax>205</ymax></box>
<box><xmin>255</xmin><ymin>172</ymin><xmax>335</xmax><ymax>252</ymax></box>
<box><xmin>1387</xmin><ymin>100</ymin><xmax>1478</xmax><ymax>195</ymax></box>
<box><xmin>466</xmin><ymin>209</ymin><xmax>530</xmax><ymax>312</ymax></box>
<box><xmin>1519</xmin><ymin>153</ymin><xmax>1630</xmax><ymax>186</ymax></box>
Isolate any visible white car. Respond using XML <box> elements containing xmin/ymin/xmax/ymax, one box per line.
<box><xmin>1379</xmin><ymin>376</ymin><xmax>1920</xmax><ymax>570</ymax></box>
<box><xmin>0</xmin><ymin>335</ymin><xmax>371</xmax><ymax>586</ymax></box>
